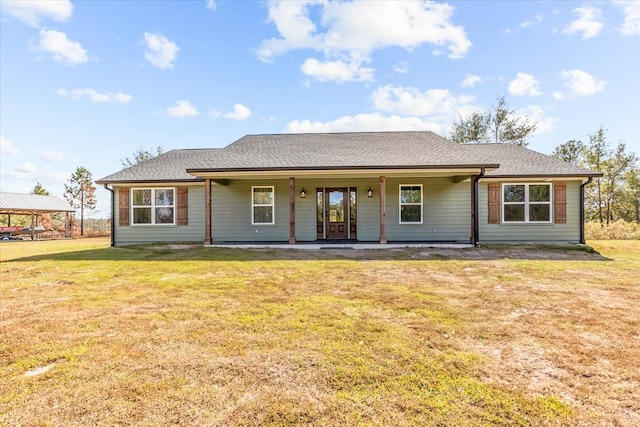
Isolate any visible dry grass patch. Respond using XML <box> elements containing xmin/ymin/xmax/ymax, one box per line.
<box><xmin>0</xmin><ymin>238</ymin><xmax>638</xmax><ymax>426</ymax></box>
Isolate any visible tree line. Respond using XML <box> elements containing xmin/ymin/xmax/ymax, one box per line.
<box><xmin>449</xmin><ymin>96</ymin><xmax>639</xmax><ymax>225</ymax></box>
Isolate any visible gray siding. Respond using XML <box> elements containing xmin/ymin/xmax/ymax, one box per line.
<box><xmin>111</xmin><ymin>178</ymin><xmax>582</xmax><ymax>245</ymax></box>
<box><xmin>212</xmin><ymin>180</ymin><xmax>290</xmax><ymax>242</ymax></box>
<box><xmin>114</xmin><ymin>185</ymin><xmax>205</xmax><ymax>246</ymax></box>
<box><xmin>385</xmin><ymin>178</ymin><xmax>472</xmax><ymax>242</ymax></box>
<box><xmin>478</xmin><ymin>180</ymin><xmax>581</xmax><ymax>243</ymax></box>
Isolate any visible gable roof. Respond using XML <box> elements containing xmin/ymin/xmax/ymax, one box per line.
<box><xmin>96</xmin><ymin>131</ymin><xmax>600</xmax><ymax>184</ymax></box>
<box><xmin>0</xmin><ymin>192</ymin><xmax>75</xmax><ymax>214</ymax></box>
<box><xmin>186</xmin><ymin>131</ymin><xmax>496</xmax><ymax>171</ymax></box>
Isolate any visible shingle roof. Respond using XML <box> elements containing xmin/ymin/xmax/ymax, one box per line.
<box><xmin>96</xmin><ymin>149</ymin><xmax>214</xmax><ymax>183</ymax></box>
<box><xmin>191</xmin><ymin>131</ymin><xmax>493</xmax><ymax>170</ymax></box>
<box><xmin>465</xmin><ymin>144</ymin><xmax>601</xmax><ymax>177</ymax></box>
<box><xmin>96</xmin><ymin>131</ymin><xmax>600</xmax><ymax>183</ymax></box>
<box><xmin>0</xmin><ymin>192</ymin><xmax>75</xmax><ymax>214</ymax></box>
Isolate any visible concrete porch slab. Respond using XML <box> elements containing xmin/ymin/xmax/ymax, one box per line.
<box><xmin>204</xmin><ymin>243</ymin><xmax>474</xmax><ymax>250</ymax></box>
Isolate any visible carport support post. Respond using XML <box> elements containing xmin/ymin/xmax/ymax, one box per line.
<box><xmin>65</xmin><ymin>212</ymin><xmax>70</xmax><ymax>238</ymax></box>
<box><xmin>289</xmin><ymin>177</ymin><xmax>296</xmax><ymax>244</ymax></box>
<box><xmin>30</xmin><ymin>213</ymin><xmax>35</xmax><ymax>240</ymax></box>
<box><xmin>204</xmin><ymin>178</ymin><xmax>212</xmax><ymax>245</ymax></box>
<box><xmin>379</xmin><ymin>176</ymin><xmax>387</xmax><ymax>244</ymax></box>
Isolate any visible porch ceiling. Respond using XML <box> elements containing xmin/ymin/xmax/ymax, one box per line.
<box><xmin>192</xmin><ymin>166</ymin><xmax>495</xmax><ymax>181</ymax></box>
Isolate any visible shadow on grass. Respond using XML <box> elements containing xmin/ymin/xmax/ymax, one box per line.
<box><xmin>6</xmin><ymin>243</ymin><xmax>612</xmax><ymax>262</ymax></box>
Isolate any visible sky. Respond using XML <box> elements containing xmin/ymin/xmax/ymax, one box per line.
<box><xmin>1</xmin><ymin>0</ymin><xmax>639</xmax><ymax>218</ymax></box>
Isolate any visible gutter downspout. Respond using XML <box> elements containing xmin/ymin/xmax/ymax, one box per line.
<box><xmin>103</xmin><ymin>184</ymin><xmax>115</xmax><ymax>247</ymax></box>
<box><xmin>473</xmin><ymin>167</ymin><xmax>486</xmax><ymax>247</ymax></box>
<box><xmin>579</xmin><ymin>177</ymin><xmax>593</xmax><ymax>244</ymax></box>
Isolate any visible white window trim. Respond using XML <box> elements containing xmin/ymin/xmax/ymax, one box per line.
<box><xmin>399</xmin><ymin>184</ymin><xmax>423</xmax><ymax>224</ymax></box>
<box><xmin>502</xmin><ymin>183</ymin><xmax>553</xmax><ymax>224</ymax></box>
<box><xmin>251</xmin><ymin>186</ymin><xmax>275</xmax><ymax>225</ymax></box>
<box><xmin>131</xmin><ymin>187</ymin><xmax>176</xmax><ymax>226</ymax></box>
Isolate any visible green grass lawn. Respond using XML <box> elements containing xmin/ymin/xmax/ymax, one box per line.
<box><xmin>1</xmin><ymin>238</ymin><xmax>638</xmax><ymax>426</ymax></box>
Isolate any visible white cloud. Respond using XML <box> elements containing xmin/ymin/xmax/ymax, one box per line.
<box><xmin>370</xmin><ymin>85</ymin><xmax>475</xmax><ymax>118</ymax></box>
<box><xmin>39</xmin><ymin>149</ymin><xmax>67</xmax><ymax>162</ymax></box>
<box><xmin>393</xmin><ymin>61</ymin><xmax>409</xmax><ymax>74</ymax></box>
<box><xmin>515</xmin><ymin>105</ymin><xmax>557</xmax><ymax>134</ymax></box>
<box><xmin>224</xmin><ymin>104</ymin><xmax>252</xmax><ymax>121</ymax></box>
<box><xmin>462</xmin><ymin>74</ymin><xmax>482</xmax><ymax>88</ymax></box>
<box><xmin>503</xmin><ymin>13</ymin><xmax>545</xmax><ymax>33</ymax></box>
<box><xmin>561</xmin><ymin>69</ymin><xmax>607</xmax><ymax>95</ymax></box>
<box><xmin>210</xmin><ymin>104</ymin><xmax>252</xmax><ymax>121</ymax></box>
<box><xmin>286</xmin><ymin>84</ymin><xmax>479</xmax><ymax>134</ymax></box>
<box><xmin>563</xmin><ymin>6</ymin><xmax>603</xmax><ymax>39</ymax></box>
<box><xmin>33</xmin><ymin>29</ymin><xmax>88</xmax><ymax>66</ymax></box>
<box><xmin>257</xmin><ymin>0</ymin><xmax>470</xmax><ymax>83</ymax></box>
<box><xmin>16</xmin><ymin>162</ymin><xmax>37</xmax><ymax>173</ymax></box>
<box><xmin>520</xmin><ymin>13</ymin><xmax>545</xmax><ymax>29</ymax></box>
<box><xmin>143</xmin><ymin>32</ymin><xmax>180</xmax><ymax>69</ymax></box>
<box><xmin>615</xmin><ymin>1</ymin><xmax>640</xmax><ymax>36</ymax></box>
<box><xmin>206</xmin><ymin>0</ymin><xmax>216</xmax><ymax>11</ymax></box>
<box><xmin>57</xmin><ymin>88</ymin><xmax>132</xmax><ymax>104</ymax></box>
<box><xmin>508</xmin><ymin>72</ymin><xmax>542</xmax><ymax>96</ymax></box>
<box><xmin>166</xmin><ymin>100</ymin><xmax>199</xmax><ymax>118</ymax></box>
<box><xmin>553</xmin><ymin>91</ymin><xmax>565</xmax><ymax>100</ymax></box>
<box><xmin>1</xmin><ymin>136</ymin><xmax>20</xmax><ymax>155</ymax></box>
<box><xmin>285</xmin><ymin>113</ymin><xmax>443</xmax><ymax>134</ymax></box>
<box><xmin>301</xmin><ymin>58</ymin><xmax>374</xmax><ymax>83</ymax></box>
<box><xmin>0</xmin><ymin>0</ymin><xmax>72</xmax><ymax>27</ymax></box>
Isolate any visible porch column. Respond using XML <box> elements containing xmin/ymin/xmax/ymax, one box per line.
<box><xmin>65</xmin><ymin>212</ymin><xmax>70</xmax><ymax>238</ymax></box>
<box><xmin>204</xmin><ymin>178</ymin><xmax>212</xmax><ymax>245</ymax></box>
<box><xmin>470</xmin><ymin>176</ymin><xmax>477</xmax><ymax>245</ymax></box>
<box><xmin>379</xmin><ymin>176</ymin><xmax>387</xmax><ymax>244</ymax></box>
<box><xmin>289</xmin><ymin>177</ymin><xmax>296</xmax><ymax>244</ymax></box>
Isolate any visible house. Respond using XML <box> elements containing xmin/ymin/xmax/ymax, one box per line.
<box><xmin>96</xmin><ymin>131</ymin><xmax>601</xmax><ymax>247</ymax></box>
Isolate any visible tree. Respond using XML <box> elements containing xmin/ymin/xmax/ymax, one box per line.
<box><xmin>449</xmin><ymin>96</ymin><xmax>538</xmax><ymax>146</ymax></box>
<box><xmin>582</xmin><ymin>127</ymin><xmax>609</xmax><ymax>224</ymax></box>
<box><xmin>619</xmin><ymin>168</ymin><xmax>640</xmax><ymax>223</ymax></box>
<box><xmin>31</xmin><ymin>182</ymin><xmax>54</xmax><ymax>231</ymax></box>
<box><xmin>566</xmin><ymin>127</ymin><xmax>639</xmax><ymax>225</ymax></box>
<box><xmin>551</xmin><ymin>140</ymin><xmax>585</xmax><ymax>165</ymax></box>
<box><xmin>121</xmin><ymin>146</ymin><xmax>164</xmax><ymax>167</ymax></box>
<box><xmin>602</xmin><ymin>143</ymin><xmax>638</xmax><ymax>224</ymax></box>
<box><xmin>64</xmin><ymin>166</ymin><xmax>97</xmax><ymax>236</ymax></box>
<box><xmin>32</xmin><ymin>182</ymin><xmax>50</xmax><ymax>195</ymax></box>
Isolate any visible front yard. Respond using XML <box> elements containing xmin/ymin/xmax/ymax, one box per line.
<box><xmin>1</xmin><ymin>238</ymin><xmax>638</xmax><ymax>426</ymax></box>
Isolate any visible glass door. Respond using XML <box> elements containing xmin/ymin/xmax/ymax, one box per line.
<box><xmin>326</xmin><ymin>188</ymin><xmax>348</xmax><ymax>239</ymax></box>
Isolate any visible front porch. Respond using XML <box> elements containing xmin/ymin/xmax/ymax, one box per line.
<box><xmin>200</xmin><ymin>171</ymin><xmax>486</xmax><ymax>246</ymax></box>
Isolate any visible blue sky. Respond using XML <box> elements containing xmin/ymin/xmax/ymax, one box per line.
<box><xmin>1</xmin><ymin>0</ymin><xmax>639</xmax><ymax>218</ymax></box>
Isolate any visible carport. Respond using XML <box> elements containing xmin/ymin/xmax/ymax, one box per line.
<box><xmin>0</xmin><ymin>192</ymin><xmax>75</xmax><ymax>240</ymax></box>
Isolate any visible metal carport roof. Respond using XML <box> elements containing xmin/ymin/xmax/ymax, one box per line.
<box><xmin>0</xmin><ymin>192</ymin><xmax>75</xmax><ymax>215</ymax></box>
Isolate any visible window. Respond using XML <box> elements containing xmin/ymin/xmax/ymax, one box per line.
<box><xmin>252</xmin><ymin>186</ymin><xmax>274</xmax><ymax>225</ymax></box>
<box><xmin>399</xmin><ymin>185</ymin><xmax>423</xmax><ymax>224</ymax></box>
<box><xmin>131</xmin><ymin>188</ymin><xmax>175</xmax><ymax>225</ymax></box>
<box><xmin>502</xmin><ymin>183</ymin><xmax>551</xmax><ymax>223</ymax></box>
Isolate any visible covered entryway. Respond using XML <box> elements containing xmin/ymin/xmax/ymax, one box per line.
<box><xmin>317</xmin><ymin>187</ymin><xmax>357</xmax><ymax>240</ymax></box>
